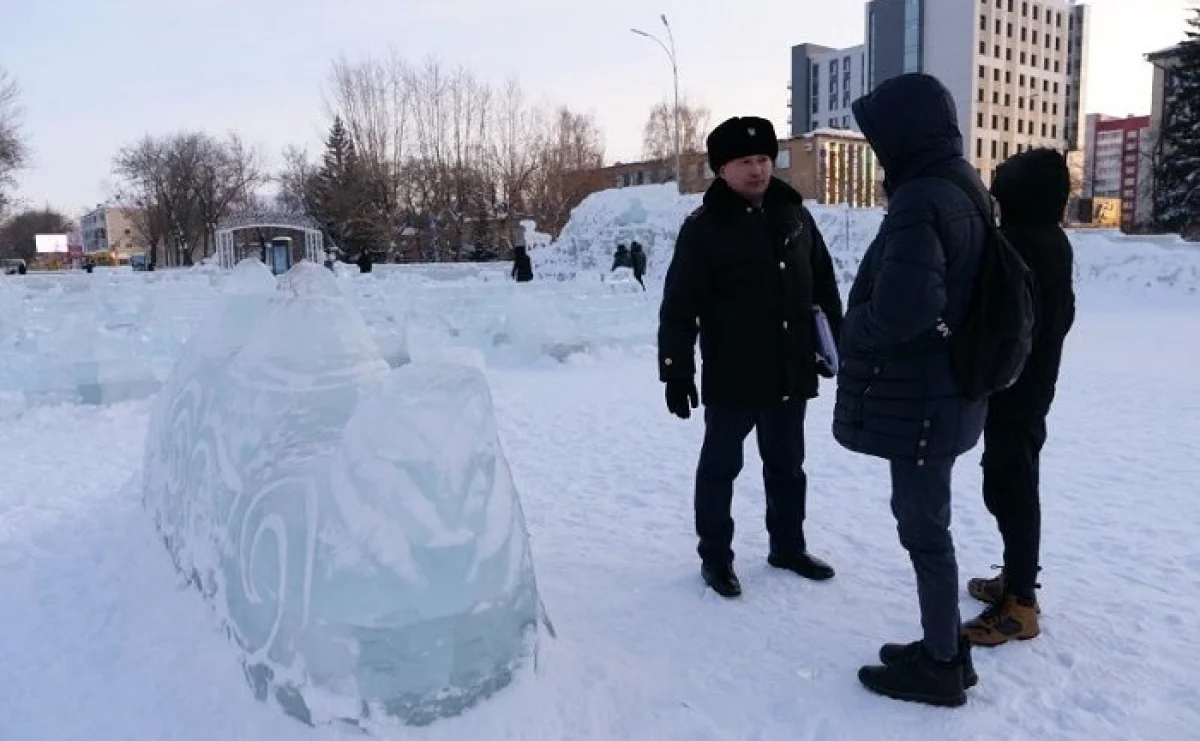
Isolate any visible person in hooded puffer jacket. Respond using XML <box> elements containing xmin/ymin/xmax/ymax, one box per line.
<box><xmin>962</xmin><ymin>148</ymin><xmax>1076</xmax><ymax>648</ymax></box>
<box><xmin>836</xmin><ymin>73</ymin><xmax>988</xmax><ymax>708</ymax></box>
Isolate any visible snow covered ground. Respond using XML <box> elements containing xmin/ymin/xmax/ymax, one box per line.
<box><xmin>1</xmin><ymin>185</ymin><xmax>1199</xmax><ymax>739</ymax></box>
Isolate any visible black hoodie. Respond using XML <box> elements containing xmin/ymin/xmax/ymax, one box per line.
<box><xmin>989</xmin><ymin>147</ymin><xmax>1077</xmax><ymax>420</ymax></box>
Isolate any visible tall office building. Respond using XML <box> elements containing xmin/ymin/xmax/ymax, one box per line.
<box><xmin>862</xmin><ymin>0</ymin><xmax>1089</xmax><ymax>184</ymax></box>
<box><xmin>788</xmin><ymin>43</ymin><xmax>868</xmax><ymax>137</ymax></box>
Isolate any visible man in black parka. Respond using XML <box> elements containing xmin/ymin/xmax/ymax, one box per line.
<box><xmin>836</xmin><ymin>73</ymin><xmax>988</xmax><ymax>707</ymax></box>
<box><xmin>964</xmin><ymin>148</ymin><xmax>1076</xmax><ymax>646</ymax></box>
<box><xmin>658</xmin><ymin>115</ymin><xmax>844</xmax><ymax>599</ymax></box>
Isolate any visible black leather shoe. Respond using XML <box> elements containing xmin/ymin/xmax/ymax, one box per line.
<box><xmin>701</xmin><ymin>562</ymin><xmax>742</xmax><ymax>598</ymax></box>
<box><xmin>767</xmin><ymin>551</ymin><xmax>835</xmax><ymax>581</ymax></box>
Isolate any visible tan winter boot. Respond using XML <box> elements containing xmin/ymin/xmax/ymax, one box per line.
<box><xmin>967</xmin><ymin>569</ymin><xmax>1006</xmax><ymax>604</ymax></box>
<box><xmin>963</xmin><ymin>595</ymin><xmax>1040</xmax><ymax>647</ymax></box>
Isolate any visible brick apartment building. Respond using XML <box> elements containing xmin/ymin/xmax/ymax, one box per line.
<box><xmin>1082</xmin><ymin>113</ymin><xmax>1153</xmax><ymax>231</ymax></box>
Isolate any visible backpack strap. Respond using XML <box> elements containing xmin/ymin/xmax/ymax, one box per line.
<box><xmin>932</xmin><ymin>168</ymin><xmax>999</xmax><ymax>231</ymax></box>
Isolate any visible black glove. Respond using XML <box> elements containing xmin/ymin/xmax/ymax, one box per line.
<box><xmin>665</xmin><ymin>379</ymin><xmax>699</xmax><ymax>419</ymax></box>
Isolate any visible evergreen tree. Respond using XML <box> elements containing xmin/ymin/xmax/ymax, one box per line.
<box><xmin>311</xmin><ymin>117</ymin><xmax>371</xmax><ymax>258</ymax></box>
<box><xmin>1153</xmin><ymin>6</ymin><xmax>1200</xmax><ymax>232</ymax></box>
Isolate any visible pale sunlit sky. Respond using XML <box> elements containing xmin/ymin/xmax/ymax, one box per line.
<box><xmin>0</xmin><ymin>0</ymin><xmax>1190</xmax><ymax>215</ymax></box>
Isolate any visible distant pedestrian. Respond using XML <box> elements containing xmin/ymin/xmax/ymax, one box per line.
<box><xmin>630</xmin><ymin>241</ymin><xmax>647</xmax><ymax>290</ymax></box>
<box><xmin>657</xmin><ymin>114</ymin><xmax>844</xmax><ymax>599</ymax></box>
<box><xmin>511</xmin><ymin>244</ymin><xmax>533</xmax><ymax>282</ymax></box>
<box><xmin>612</xmin><ymin>244</ymin><xmax>632</xmax><ymax>271</ymax></box>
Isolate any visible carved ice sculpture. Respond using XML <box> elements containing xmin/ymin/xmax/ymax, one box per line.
<box><xmin>143</xmin><ymin>260</ymin><xmax>541</xmax><ymax>728</ymax></box>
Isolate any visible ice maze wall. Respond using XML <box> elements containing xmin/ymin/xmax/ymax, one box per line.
<box><xmin>142</xmin><ymin>260</ymin><xmax>542</xmax><ymax>728</ymax></box>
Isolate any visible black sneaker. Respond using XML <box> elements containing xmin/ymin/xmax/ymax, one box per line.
<box><xmin>767</xmin><ymin>551</ymin><xmax>835</xmax><ymax>581</ymax></box>
<box><xmin>701</xmin><ymin>562</ymin><xmax>742</xmax><ymax>598</ymax></box>
<box><xmin>879</xmin><ymin>637</ymin><xmax>977</xmax><ymax>689</ymax></box>
<box><xmin>859</xmin><ymin>642</ymin><xmax>967</xmax><ymax>707</ymax></box>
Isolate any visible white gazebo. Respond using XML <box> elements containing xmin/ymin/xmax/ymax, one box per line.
<box><xmin>214</xmin><ymin>209</ymin><xmax>325</xmax><ymax>271</ymax></box>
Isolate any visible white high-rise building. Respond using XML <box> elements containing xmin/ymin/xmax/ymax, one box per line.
<box><xmin>788</xmin><ymin>44</ymin><xmax>868</xmax><ymax>136</ymax></box>
<box><xmin>859</xmin><ymin>0</ymin><xmax>1090</xmax><ymax>184</ymax></box>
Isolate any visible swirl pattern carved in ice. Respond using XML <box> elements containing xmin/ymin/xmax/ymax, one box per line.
<box><xmin>142</xmin><ymin>260</ymin><xmax>541</xmax><ymax>728</ymax></box>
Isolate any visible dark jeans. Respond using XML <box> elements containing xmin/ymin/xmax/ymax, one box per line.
<box><xmin>694</xmin><ymin>401</ymin><xmax>808</xmax><ymax>565</ymax></box>
<box><xmin>889</xmin><ymin>457</ymin><xmax>960</xmax><ymax>662</ymax></box>
<box><xmin>982</xmin><ymin>416</ymin><xmax>1047</xmax><ymax>599</ymax></box>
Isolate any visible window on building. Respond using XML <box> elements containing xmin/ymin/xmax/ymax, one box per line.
<box><xmin>1021</xmin><ymin>52</ymin><xmax>1027</xmax><ymax>64</ymax></box>
<box><xmin>996</xmin><ymin>19</ymin><xmax>1002</xmax><ymax>33</ymax></box>
<box><xmin>1006</xmin><ymin>71</ymin><xmax>1012</xmax><ymax>84</ymax></box>
<box><xmin>1007</xmin><ymin>22</ymin><xmax>1013</xmax><ymax>37</ymax></box>
<box><xmin>1006</xmin><ymin>48</ymin><xmax>1013</xmax><ymax>61</ymax></box>
<box><xmin>995</xmin><ymin>45</ymin><xmax>1001</xmax><ymax>58</ymax></box>
<box><xmin>1021</xmin><ymin>26</ymin><xmax>1027</xmax><ymax>41</ymax></box>
<box><xmin>1056</xmin><ymin>11</ymin><xmax>1062</xmax><ymax>27</ymax></box>
<box><xmin>1003</xmin><ymin>141</ymin><xmax>1010</xmax><ymax>158</ymax></box>
<box><xmin>980</xmin><ymin>14</ymin><xmax>987</xmax><ymax>31</ymax></box>
<box><xmin>991</xmin><ymin>139</ymin><xmax>998</xmax><ymax>158</ymax></box>
<box><xmin>1032</xmin><ymin>30</ymin><xmax>1038</xmax><ymax>44</ymax></box>
<box><xmin>776</xmin><ymin>149</ymin><xmax>791</xmax><ymax>169</ymax></box>
<box><xmin>979</xmin><ymin>40</ymin><xmax>987</xmax><ymax>54</ymax></box>
<box><xmin>978</xmin><ymin>112</ymin><xmax>985</xmax><ymax>128</ymax></box>
<box><xmin>979</xmin><ymin>64</ymin><xmax>986</xmax><ymax>78</ymax></box>
<box><xmin>1022</xmin><ymin>2</ymin><xmax>1028</xmax><ymax>16</ymax></box>
<box><xmin>1052</xmin><ymin>124</ymin><xmax>1058</xmax><ymax>138</ymax></box>
<box><xmin>1004</xmin><ymin>116</ymin><xmax>1010</xmax><ymax>131</ymax></box>
<box><xmin>1008</xmin><ymin>0</ymin><xmax>1014</xmax><ymax>9</ymax></box>
<box><xmin>1033</xmin><ymin>4</ymin><xmax>1039</xmax><ymax>20</ymax></box>
<box><xmin>994</xmin><ymin>68</ymin><xmax>1001</xmax><ymax>82</ymax></box>
<box><xmin>992</xmin><ymin>114</ymin><xmax>999</xmax><ymax>128</ymax></box>
<box><xmin>1018</xmin><ymin>119</ymin><xmax>1025</xmax><ymax>133</ymax></box>
<box><xmin>977</xmin><ymin>138</ymin><xmax>984</xmax><ymax>158</ymax></box>
<box><xmin>978</xmin><ymin>87</ymin><xmax>985</xmax><ymax>102</ymax></box>
<box><xmin>1053</xmin><ymin>60</ymin><xmax>1060</xmax><ymax>73</ymax></box>
<box><xmin>1042</xmin><ymin>122</ymin><xmax>1048</xmax><ymax>137</ymax></box>
<box><xmin>993</xmin><ymin>91</ymin><xmax>1000</xmax><ymax>104</ymax></box>
<box><xmin>1031</xmin><ymin>54</ymin><xmax>1038</xmax><ymax>66</ymax></box>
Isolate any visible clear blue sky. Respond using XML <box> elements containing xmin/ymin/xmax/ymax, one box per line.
<box><xmin>0</xmin><ymin>0</ymin><xmax>1190</xmax><ymax>216</ymax></box>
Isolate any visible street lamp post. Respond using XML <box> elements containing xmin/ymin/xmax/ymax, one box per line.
<box><xmin>632</xmin><ymin>15</ymin><xmax>681</xmax><ymax>186</ymax></box>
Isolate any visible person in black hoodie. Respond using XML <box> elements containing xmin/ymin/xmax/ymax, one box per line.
<box><xmin>511</xmin><ymin>244</ymin><xmax>533</xmax><ymax>282</ymax></box>
<box><xmin>658</xmin><ymin>115</ymin><xmax>844</xmax><ymax>599</ymax></box>
<box><xmin>630</xmin><ymin>241</ymin><xmax>647</xmax><ymax>289</ymax></box>
<box><xmin>963</xmin><ymin>148</ymin><xmax>1076</xmax><ymax>647</ymax></box>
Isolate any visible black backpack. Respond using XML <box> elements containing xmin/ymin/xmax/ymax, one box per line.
<box><xmin>936</xmin><ymin>169</ymin><xmax>1036</xmax><ymax>401</ymax></box>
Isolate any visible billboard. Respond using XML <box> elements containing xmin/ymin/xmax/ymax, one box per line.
<box><xmin>34</xmin><ymin>233</ymin><xmax>69</xmax><ymax>253</ymax></box>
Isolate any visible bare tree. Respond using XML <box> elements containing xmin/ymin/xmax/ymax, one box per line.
<box><xmin>487</xmin><ymin>79</ymin><xmax>543</xmax><ymax>252</ymax></box>
<box><xmin>530</xmin><ymin>106</ymin><xmax>606</xmax><ymax>235</ymax></box>
<box><xmin>112</xmin><ymin>131</ymin><xmax>264</xmax><ymax>267</ymax></box>
<box><xmin>191</xmin><ymin>132</ymin><xmax>267</xmax><ymax>259</ymax></box>
<box><xmin>0</xmin><ymin>68</ymin><xmax>29</xmax><ymax>218</ymax></box>
<box><xmin>0</xmin><ymin>207</ymin><xmax>73</xmax><ymax>263</ymax></box>
<box><xmin>326</xmin><ymin>52</ymin><xmax>413</xmax><ymax>258</ymax></box>
<box><xmin>642</xmin><ymin>96</ymin><xmax>710</xmax><ymax>162</ymax></box>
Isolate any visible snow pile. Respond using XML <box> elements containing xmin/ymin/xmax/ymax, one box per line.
<box><xmin>1071</xmin><ymin>232</ymin><xmax>1200</xmax><ymax>298</ymax></box>
<box><xmin>534</xmin><ymin>183</ymin><xmax>1200</xmax><ymax>298</ymax></box>
<box><xmin>142</xmin><ymin>260</ymin><xmax>542</xmax><ymax>729</ymax></box>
